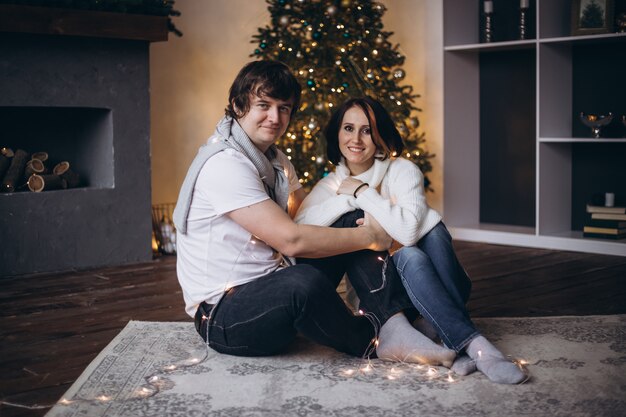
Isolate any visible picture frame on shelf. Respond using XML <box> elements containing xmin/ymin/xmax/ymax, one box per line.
<box><xmin>571</xmin><ymin>0</ymin><xmax>614</xmax><ymax>35</ymax></box>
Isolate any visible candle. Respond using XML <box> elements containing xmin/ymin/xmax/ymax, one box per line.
<box><xmin>484</xmin><ymin>1</ymin><xmax>493</xmax><ymax>13</ymax></box>
<box><xmin>605</xmin><ymin>192</ymin><xmax>615</xmax><ymax>207</ymax></box>
<box><xmin>521</xmin><ymin>0</ymin><xmax>529</xmax><ymax>8</ymax></box>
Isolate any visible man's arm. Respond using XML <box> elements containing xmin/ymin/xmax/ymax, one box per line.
<box><xmin>228</xmin><ymin>198</ymin><xmax>391</xmax><ymax>258</ymax></box>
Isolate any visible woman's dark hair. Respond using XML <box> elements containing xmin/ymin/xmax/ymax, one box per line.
<box><xmin>325</xmin><ymin>96</ymin><xmax>405</xmax><ymax>165</ymax></box>
<box><xmin>225</xmin><ymin>60</ymin><xmax>302</xmax><ymax>119</ymax></box>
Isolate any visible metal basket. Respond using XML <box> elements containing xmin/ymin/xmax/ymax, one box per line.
<box><xmin>152</xmin><ymin>203</ymin><xmax>177</xmax><ymax>255</ymax></box>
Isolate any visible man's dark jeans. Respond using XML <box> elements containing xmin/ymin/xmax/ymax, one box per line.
<box><xmin>195</xmin><ymin>263</ymin><xmax>376</xmax><ymax>357</ymax></box>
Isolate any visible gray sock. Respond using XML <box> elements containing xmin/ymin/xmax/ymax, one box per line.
<box><xmin>376</xmin><ymin>313</ymin><xmax>456</xmax><ymax>367</ymax></box>
<box><xmin>412</xmin><ymin>316</ymin><xmax>439</xmax><ymax>342</ymax></box>
<box><xmin>451</xmin><ymin>354</ymin><xmax>477</xmax><ymax>376</ymax></box>
<box><xmin>466</xmin><ymin>335</ymin><xmax>527</xmax><ymax>384</ymax></box>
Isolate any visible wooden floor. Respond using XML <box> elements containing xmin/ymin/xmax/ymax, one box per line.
<box><xmin>1</xmin><ymin>241</ymin><xmax>625</xmax><ymax>417</ymax></box>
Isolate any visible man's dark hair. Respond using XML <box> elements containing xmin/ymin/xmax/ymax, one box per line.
<box><xmin>325</xmin><ymin>96</ymin><xmax>405</xmax><ymax>164</ymax></box>
<box><xmin>226</xmin><ymin>60</ymin><xmax>302</xmax><ymax>119</ymax></box>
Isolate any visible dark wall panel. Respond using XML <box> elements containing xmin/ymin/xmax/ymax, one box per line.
<box><xmin>479</xmin><ymin>49</ymin><xmax>536</xmax><ymax>227</ymax></box>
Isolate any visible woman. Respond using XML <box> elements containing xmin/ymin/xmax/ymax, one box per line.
<box><xmin>296</xmin><ymin>97</ymin><xmax>527</xmax><ymax>384</ymax></box>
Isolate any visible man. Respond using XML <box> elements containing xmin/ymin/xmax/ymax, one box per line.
<box><xmin>173</xmin><ymin>60</ymin><xmax>392</xmax><ymax>357</ymax></box>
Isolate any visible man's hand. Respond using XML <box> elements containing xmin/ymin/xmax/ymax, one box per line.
<box><xmin>337</xmin><ymin>177</ymin><xmax>368</xmax><ymax>197</ymax></box>
<box><xmin>361</xmin><ymin>212</ymin><xmax>392</xmax><ymax>251</ymax></box>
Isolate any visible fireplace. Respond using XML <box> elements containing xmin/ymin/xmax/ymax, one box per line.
<box><xmin>0</xmin><ymin>16</ymin><xmax>165</xmax><ymax>275</ymax></box>
<box><xmin>1</xmin><ymin>106</ymin><xmax>115</xmax><ymax>189</ymax></box>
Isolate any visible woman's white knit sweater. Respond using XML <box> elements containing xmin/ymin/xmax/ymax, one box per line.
<box><xmin>295</xmin><ymin>157</ymin><xmax>441</xmax><ymax>246</ymax></box>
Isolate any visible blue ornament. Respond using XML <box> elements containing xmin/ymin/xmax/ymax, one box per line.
<box><xmin>278</xmin><ymin>0</ymin><xmax>286</xmax><ymax>5</ymax></box>
<box><xmin>254</xmin><ymin>49</ymin><xmax>261</xmax><ymax>55</ymax></box>
<box><xmin>342</xmin><ymin>82</ymin><xmax>349</xmax><ymax>88</ymax></box>
<box><xmin>307</xmin><ymin>79</ymin><xmax>315</xmax><ymax>87</ymax></box>
<box><xmin>342</xmin><ymin>32</ymin><xmax>351</xmax><ymax>38</ymax></box>
<box><xmin>313</xmin><ymin>32</ymin><xmax>322</xmax><ymax>40</ymax></box>
<box><xmin>260</xmin><ymin>42</ymin><xmax>267</xmax><ymax>49</ymax></box>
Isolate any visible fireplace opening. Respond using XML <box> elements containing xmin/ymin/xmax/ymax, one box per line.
<box><xmin>1</xmin><ymin>106</ymin><xmax>114</xmax><ymax>191</ymax></box>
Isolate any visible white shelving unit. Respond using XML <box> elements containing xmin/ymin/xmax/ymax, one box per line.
<box><xmin>443</xmin><ymin>0</ymin><xmax>626</xmax><ymax>256</ymax></box>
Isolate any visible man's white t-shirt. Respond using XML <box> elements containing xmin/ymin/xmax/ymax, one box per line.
<box><xmin>176</xmin><ymin>148</ymin><xmax>302</xmax><ymax>317</ymax></box>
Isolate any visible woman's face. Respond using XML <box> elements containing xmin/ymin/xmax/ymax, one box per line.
<box><xmin>338</xmin><ymin>105</ymin><xmax>377</xmax><ymax>175</ymax></box>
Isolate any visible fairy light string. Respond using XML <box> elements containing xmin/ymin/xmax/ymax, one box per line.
<box><xmin>2</xmin><ymin>282</ymin><xmax>531</xmax><ymax>411</ymax></box>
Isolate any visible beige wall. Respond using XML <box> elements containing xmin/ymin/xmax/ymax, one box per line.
<box><xmin>150</xmin><ymin>0</ymin><xmax>444</xmax><ymax>212</ymax></box>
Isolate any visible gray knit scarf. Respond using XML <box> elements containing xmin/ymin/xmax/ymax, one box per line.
<box><xmin>173</xmin><ymin>116</ymin><xmax>289</xmax><ymax>234</ymax></box>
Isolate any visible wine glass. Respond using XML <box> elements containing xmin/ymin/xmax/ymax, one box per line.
<box><xmin>579</xmin><ymin>112</ymin><xmax>613</xmax><ymax>138</ymax></box>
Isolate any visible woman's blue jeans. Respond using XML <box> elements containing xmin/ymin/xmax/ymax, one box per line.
<box><xmin>393</xmin><ymin>221</ymin><xmax>479</xmax><ymax>352</ymax></box>
<box><xmin>194</xmin><ymin>264</ymin><xmax>376</xmax><ymax>357</ymax></box>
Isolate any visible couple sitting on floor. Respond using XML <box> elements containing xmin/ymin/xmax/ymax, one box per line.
<box><xmin>173</xmin><ymin>60</ymin><xmax>527</xmax><ymax>384</ymax></box>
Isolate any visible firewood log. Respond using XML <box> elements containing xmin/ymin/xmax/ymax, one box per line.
<box><xmin>0</xmin><ymin>154</ymin><xmax>10</xmax><ymax>182</ymax></box>
<box><xmin>31</xmin><ymin>152</ymin><xmax>49</xmax><ymax>162</ymax></box>
<box><xmin>27</xmin><ymin>174</ymin><xmax>67</xmax><ymax>192</ymax></box>
<box><xmin>1</xmin><ymin>147</ymin><xmax>14</xmax><ymax>158</ymax></box>
<box><xmin>1</xmin><ymin>149</ymin><xmax>29</xmax><ymax>193</ymax></box>
<box><xmin>53</xmin><ymin>161</ymin><xmax>80</xmax><ymax>188</ymax></box>
<box><xmin>1</xmin><ymin>148</ymin><xmax>15</xmax><ymax>189</ymax></box>
<box><xmin>24</xmin><ymin>158</ymin><xmax>47</xmax><ymax>179</ymax></box>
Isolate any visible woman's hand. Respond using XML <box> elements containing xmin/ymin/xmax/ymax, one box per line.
<box><xmin>337</xmin><ymin>177</ymin><xmax>368</xmax><ymax>197</ymax></box>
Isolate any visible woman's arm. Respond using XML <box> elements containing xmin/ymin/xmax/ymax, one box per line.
<box><xmin>294</xmin><ymin>174</ymin><xmax>357</xmax><ymax>226</ymax></box>
<box><xmin>288</xmin><ymin>187</ymin><xmax>307</xmax><ymax>219</ymax></box>
<box><xmin>341</xmin><ymin>159</ymin><xmax>428</xmax><ymax>246</ymax></box>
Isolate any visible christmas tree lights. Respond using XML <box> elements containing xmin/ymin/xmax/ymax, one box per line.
<box><xmin>251</xmin><ymin>0</ymin><xmax>434</xmax><ymax>190</ymax></box>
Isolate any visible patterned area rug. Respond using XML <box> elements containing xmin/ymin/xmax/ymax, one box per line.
<box><xmin>45</xmin><ymin>315</ymin><xmax>626</xmax><ymax>417</ymax></box>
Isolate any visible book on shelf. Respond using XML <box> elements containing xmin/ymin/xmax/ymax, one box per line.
<box><xmin>583</xmin><ymin>232</ymin><xmax>626</xmax><ymax>240</ymax></box>
<box><xmin>591</xmin><ymin>213</ymin><xmax>626</xmax><ymax>221</ymax></box>
<box><xmin>585</xmin><ymin>218</ymin><xmax>626</xmax><ymax>229</ymax></box>
<box><xmin>583</xmin><ymin>226</ymin><xmax>626</xmax><ymax>235</ymax></box>
<box><xmin>586</xmin><ymin>204</ymin><xmax>626</xmax><ymax>214</ymax></box>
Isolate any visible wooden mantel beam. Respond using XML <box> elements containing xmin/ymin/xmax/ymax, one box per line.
<box><xmin>0</xmin><ymin>4</ymin><xmax>169</xmax><ymax>42</ymax></box>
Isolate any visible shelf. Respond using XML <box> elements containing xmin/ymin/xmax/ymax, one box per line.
<box><xmin>444</xmin><ymin>39</ymin><xmax>536</xmax><ymax>52</ymax></box>
<box><xmin>443</xmin><ymin>0</ymin><xmax>626</xmax><ymax>256</ymax></box>
<box><xmin>539</xmin><ymin>138</ymin><xmax>626</xmax><ymax>143</ymax></box>
<box><xmin>444</xmin><ymin>32</ymin><xmax>626</xmax><ymax>51</ymax></box>
<box><xmin>539</xmin><ymin>32</ymin><xmax>626</xmax><ymax>44</ymax></box>
<box><xmin>450</xmin><ymin>226</ymin><xmax>626</xmax><ymax>256</ymax></box>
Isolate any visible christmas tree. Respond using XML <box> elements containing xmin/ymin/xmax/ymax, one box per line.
<box><xmin>580</xmin><ymin>0</ymin><xmax>604</xmax><ymax>28</ymax></box>
<box><xmin>251</xmin><ymin>0</ymin><xmax>433</xmax><ymax>190</ymax></box>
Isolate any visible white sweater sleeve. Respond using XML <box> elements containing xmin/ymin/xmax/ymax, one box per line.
<box><xmin>294</xmin><ymin>174</ymin><xmax>356</xmax><ymax>226</ymax></box>
<box><xmin>354</xmin><ymin>159</ymin><xmax>429</xmax><ymax>246</ymax></box>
